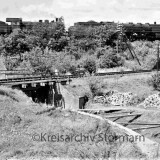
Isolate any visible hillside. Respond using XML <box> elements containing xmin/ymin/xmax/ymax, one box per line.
<box><xmin>0</xmin><ymin>86</ymin><xmax>152</xmax><ymax>160</ymax></box>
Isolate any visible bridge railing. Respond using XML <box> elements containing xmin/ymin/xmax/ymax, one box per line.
<box><xmin>0</xmin><ymin>74</ymin><xmax>73</xmax><ymax>84</ymax></box>
<box><xmin>0</xmin><ymin>69</ymin><xmax>155</xmax><ymax>84</ymax></box>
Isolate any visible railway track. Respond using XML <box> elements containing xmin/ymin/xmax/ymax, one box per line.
<box><xmin>0</xmin><ymin>69</ymin><xmax>156</xmax><ymax>84</ymax></box>
<box><xmin>94</xmin><ymin>69</ymin><xmax>152</xmax><ymax>76</ymax></box>
<box><xmin>78</xmin><ymin>108</ymin><xmax>160</xmax><ymax>131</ymax></box>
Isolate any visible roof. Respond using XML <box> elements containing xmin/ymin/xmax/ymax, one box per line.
<box><xmin>6</xmin><ymin>18</ymin><xmax>22</xmax><ymax>22</ymax></box>
<box><xmin>0</xmin><ymin>21</ymin><xmax>6</xmax><ymax>24</ymax></box>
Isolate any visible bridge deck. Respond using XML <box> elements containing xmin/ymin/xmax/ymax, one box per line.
<box><xmin>0</xmin><ymin>78</ymin><xmax>69</xmax><ymax>86</ymax></box>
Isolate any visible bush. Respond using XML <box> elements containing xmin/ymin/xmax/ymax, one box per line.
<box><xmin>80</xmin><ymin>55</ymin><xmax>97</xmax><ymax>74</ymax></box>
<box><xmin>98</xmin><ymin>50</ymin><xmax>123</xmax><ymax>68</ymax></box>
<box><xmin>87</xmin><ymin>76</ymin><xmax>105</xmax><ymax>97</ymax></box>
<box><xmin>150</xmin><ymin>73</ymin><xmax>160</xmax><ymax>91</ymax></box>
<box><xmin>82</xmin><ymin>91</ymin><xmax>92</xmax><ymax>100</ymax></box>
<box><xmin>123</xmin><ymin>60</ymin><xmax>144</xmax><ymax>71</ymax></box>
<box><xmin>60</xmin><ymin>55</ymin><xmax>77</xmax><ymax>74</ymax></box>
<box><xmin>123</xmin><ymin>41</ymin><xmax>157</xmax><ymax>70</ymax></box>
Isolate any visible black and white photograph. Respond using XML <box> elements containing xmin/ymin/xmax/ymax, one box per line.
<box><xmin>0</xmin><ymin>0</ymin><xmax>160</xmax><ymax>159</ymax></box>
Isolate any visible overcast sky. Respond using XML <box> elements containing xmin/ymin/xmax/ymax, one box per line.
<box><xmin>1</xmin><ymin>0</ymin><xmax>160</xmax><ymax>27</ymax></box>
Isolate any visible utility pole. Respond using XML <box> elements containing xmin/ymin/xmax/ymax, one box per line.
<box><xmin>157</xmin><ymin>43</ymin><xmax>159</xmax><ymax>75</ymax></box>
<box><xmin>117</xmin><ymin>38</ymin><xmax>119</xmax><ymax>53</ymax></box>
<box><xmin>116</xmin><ymin>22</ymin><xmax>120</xmax><ymax>54</ymax></box>
<box><xmin>157</xmin><ymin>43</ymin><xmax>159</xmax><ymax>73</ymax></box>
<box><xmin>156</xmin><ymin>43</ymin><xmax>159</xmax><ymax>88</ymax></box>
<box><xmin>116</xmin><ymin>22</ymin><xmax>121</xmax><ymax>89</ymax></box>
<box><xmin>115</xmin><ymin>39</ymin><xmax>119</xmax><ymax>89</ymax></box>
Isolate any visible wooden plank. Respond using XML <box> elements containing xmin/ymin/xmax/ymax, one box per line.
<box><xmin>110</xmin><ymin>114</ymin><xmax>140</xmax><ymax>123</ymax></box>
<box><xmin>104</xmin><ymin>111</ymin><xmax>134</xmax><ymax>115</ymax></box>
<box><xmin>78</xmin><ymin>109</ymin><xmax>127</xmax><ymax>114</ymax></box>
<box><xmin>104</xmin><ymin>113</ymin><xmax>142</xmax><ymax>119</ymax></box>
<box><xmin>120</xmin><ymin>115</ymin><xmax>142</xmax><ymax>127</ymax></box>
<box><xmin>1</xmin><ymin>78</ymin><xmax>68</xmax><ymax>86</ymax></box>
<box><xmin>133</xmin><ymin>125</ymin><xmax>160</xmax><ymax>130</ymax></box>
<box><xmin>119</xmin><ymin>122</ymin><xmax>160</xmax><ymax>126</ymax></box>
<box><xmin>78</xmin><ymin>108</ymin><xmax>123</xmax><ymax>111</ymax></box>
<box><xmin>77</xmin><ymin>111</ymin><xmax>160</xmax><ymax>159</ymax></box>
<box><xmin>113</xmin><ymin>117</ymin><xmax>123</xmax><ymax>122</ymax></box>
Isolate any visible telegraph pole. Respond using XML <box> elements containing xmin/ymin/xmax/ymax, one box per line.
<box><xmin>157</xmin><ymin>43</ymin><xmax>159</xmax><ymax>75</ymax></box>
<box><xmin>116</xmin><ymin>22</ymin><xmax>122</xmax><ymax>89</ymax></box>
<box><xmin>116</xmin><ymin>22</ymin><xmax>120</xmax><ymax>54</ymax></box>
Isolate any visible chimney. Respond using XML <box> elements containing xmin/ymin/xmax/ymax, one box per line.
<box><xmin>39</xmin><ymin>20</ymin><xmax>42</xmax><ymax>23</ymax></box>
<box><xmin>154</xmin><ymin>22</ymin><xmax>156</xmax><ymax>24</ymax></box>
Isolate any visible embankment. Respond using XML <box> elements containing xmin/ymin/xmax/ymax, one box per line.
<box><xmin>0</xmin><ymin>86</ymin><xmax>159</xmax><ymax>160</ymax></box>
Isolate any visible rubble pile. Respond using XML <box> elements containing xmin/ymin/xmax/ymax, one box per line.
<box><xmin>94</xmin><ymin>96</ymin><xmax>106</xmax><ymax>103</ymax></box>
<box><xmin>106</xmin><ymin>92</ymin><xmax>137</xmax><ymax>106</ymax></box>
<box><xmin>139</xmin><ymin>93</ymin><xmax>160</xmax><ymax>108</ymax></box>
<box><xmin>94</xmin><ymin>91</ymin><xmax>160</xmax><ymax>108</ymax></box>
<box><xmin>94</xmin><ymin>91</ymin><xmax>138</xmax><ymax>106</ymax></box>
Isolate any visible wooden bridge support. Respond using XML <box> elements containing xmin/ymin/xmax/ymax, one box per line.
<box><xmin>9</xmin><ymin>80</ymin><xmax>67</xmax><ymax>107</ymax></box>
<box><xmin>17</xmin><ymin>83</ymin><xmax>55</xmax><ymax>106</ymax></box>
<box><xmin>46</xmin><ymin>85</ymin><xmax>54</xmax><ymax>105</ymax></box>
<box><xmin>53</xmin><ymin>82</ymin><xmax>65</xmax><ymax>108</ymax></box>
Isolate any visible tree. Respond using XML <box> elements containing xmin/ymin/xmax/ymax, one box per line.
<box><xmin>32</xmin><ymin>21</ymin><xmax>68</xmax><ymax>52</ymax></box>
<box><xmin>150</xmin><ymin>73</ymin><xmax>160</xmax><ymax>91</ymax></box>
<box><xmin>28</xmin><ymin>47</ymin><xmax>55</xmax><ymax>74</ymax></box>
<box><xmin>80</xmin><ymin>55</ymin><xmax>97</xmax><ymax>74</ymax></box>
<box><xmin>98</xmin><ymin>48</ymin><xmax>123</xmax><ymax>68</ymax></box>
<box><xmin>68</xmin><ymin>24</ymin><xmax>117</xmax><ymax>53</ymax></box>
<box><xmin>2</xmin><ymin>29</ymin><xmax>40</xmax><ymax>58</ymax></box>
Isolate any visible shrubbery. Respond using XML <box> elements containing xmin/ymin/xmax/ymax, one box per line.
<box><xmin>99</xmin><ymin>52</ymin><xmax>123</xmax><ymax>68</ymax></box>
<box><xmin>123</xmin><ymin>41</ymin><xmax>158</xmax><ymax>70</ymax></box>
<box><xmin>150</xmin><ymin>73</ymin><xmax>160</xmax><ymax>91</ymax></box>
<box><xmin>1</xmin><ymin>20</ymin><xmax>160</xmax><ymax>74</ymax></box>
<box><xmin>87</xmin><ymin>76</ymin><xmax>105</xmax><ymax>97</ymax></box>
<box><xmin>79</xmin><ymin>55</ymin><xmax>97</xmax><ymax>74</ymax></box>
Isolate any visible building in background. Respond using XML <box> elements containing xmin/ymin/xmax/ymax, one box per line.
<box><xmin>0</xmin><ymin>17</ymin><xmax>64</xmax><ymax>35</ymax></box>
<box><xmin>0</xmin><ymin>21</ymin><xmax>11</xmax><ymax>34</ymax></box>
<box><xmin>74</xmin><ymin>20</ymin><xmax>116</xmax><ymax>27</ymax></box>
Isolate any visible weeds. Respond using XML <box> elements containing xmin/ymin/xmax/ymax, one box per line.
<box><xmin>87</xmin><ymin>76</ymin><xmax>105</xmax><ymax>97</ymax></box>
<box><xmin>150</xmin><ymin>73</ymin><xmax>160</xmax><ymax>91</ymax></box>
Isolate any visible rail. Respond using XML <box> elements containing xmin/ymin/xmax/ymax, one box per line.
<box><xmin>94</xmin><ymin>69</ymin><xmax>152</xmax><ymax>76</ymax></box>
<box><xmin>0</xmin><ymin>69</ymin><xmax>156</xmax><ymax>84</ymax></box>
<box><xmin>78</xmin><ymin>109</ymin><xmax>160</xmax><ymax>131</ymax></box>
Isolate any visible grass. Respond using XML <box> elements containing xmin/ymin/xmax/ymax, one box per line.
<box><xmin>97</xmin><ymin>67</ymin><xmax>131</xmax><ymax>73</ymax></box>
<box><xmin>0</xmin><ymin>106</ymin><xmax>115</xmax><ymax>159</ymax></box>
<box><xmin>68</xmin><ymin>74</ymin><xmax>160</xmax><ymax>146</ymax></box>
<box><xmin>103</xmin><ymin>73</ymin><xmax>158</xmax><ymax>100</ymax></box>
<box><xmin>0</xmin><ymin>85</ymin><xmax>148</xmax><ymax>160</ymax></box>
<box><xmin>72</xmin><ymin>73</ymin><xmax>157</xmax><ymax>99</ymax></box>
<box><xmin>69</xmin><ymin>73</ymin><xmax>158</xmax><ymax>110</ymax></box>
<box><xmin>0</xmin><ymin>86</ymin><xmax>33</xmax><ymax>103</ymax></box>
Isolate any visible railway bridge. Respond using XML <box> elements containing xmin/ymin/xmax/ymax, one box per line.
<box><xmin>0</xmin><ymin>73</ymin><xmax>71</xmax><ymax>107</ymax></box>
<box><xmin>0</xmin><ymin>69</ymin><xmax>155</xmax><ymax>109</ymax></box>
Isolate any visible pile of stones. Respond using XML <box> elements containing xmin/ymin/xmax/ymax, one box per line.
<box><xmin>139</xmin><ymin>93</ymin><xmax>160</xmax><ymax>108</ymax></box>
<box><xmin>93</xmin><ymin>90</ymin><xmax>138</xmax><ymax>106</ymax></box>
<box><xmin>105</xmin><ymin>92</ymin><xmax>137</xmax><ymax>106</ymax></box>
<box><xmin>93</xmin><ymin>90</ymin><xmax>118</xmax><ymax>104</ymax></box>
<box><xmin>94</xmin><ymin>96</ymin><xmax>106</xmax><ymax>103</ymax></box>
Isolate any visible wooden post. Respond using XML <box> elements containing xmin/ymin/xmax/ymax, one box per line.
<box><xmin>116</xmin><ymin>39</ymin><xmax>119</xmax><ymax>89</ymax></box>
<box><xmin>157</xmin><ymin>43</ymin><xmax>159</xmax><ymax>75</ymax></box>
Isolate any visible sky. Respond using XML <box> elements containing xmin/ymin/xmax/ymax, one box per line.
<box><xmin>1</xmin><ymin>0</ymin><xmax>160</xmax><ymax>28</ymax></box>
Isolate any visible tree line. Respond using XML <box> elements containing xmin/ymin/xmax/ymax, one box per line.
<box><xmin>0</xmin><ymin>20</ymin><xmax>157</xmax><ymax>74</ymax></box>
